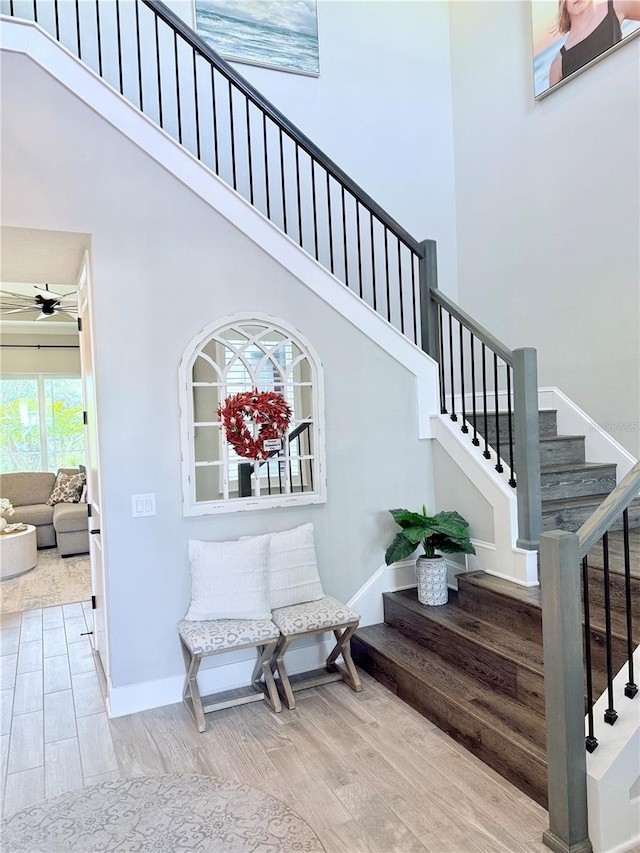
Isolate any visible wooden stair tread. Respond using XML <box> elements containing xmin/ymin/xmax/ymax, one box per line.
<box><xmin>354</xmin><ymin>623</ymin><xmax>547</xmax><ymax>757</ymax></box>
<box><xmin>539</xmin><ymin>461</ymin><xmax>616</xmax><ymax>473</ymax></box>
<box><xmin>386</xmin><ymin>589</ymin><xmax>544</xmax><ymax>675</ymax></box>
<box><xmin>457</xmin><ymin>570</ymin><xmax>542</xmax><ymax>607</ymax></box>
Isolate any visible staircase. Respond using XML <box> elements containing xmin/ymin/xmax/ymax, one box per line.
<box><xmin>352</xmin><ymin>551</ymin><xmax>640</xmax><ymax>808</ymax></box>
<box><xmin>353</xmin><ymin>409</ymin><xmax>640</xmax><ymax>807</ymax></box>
<box><xmin>469</xmin><ymin>407</ymin><xmax>640</xmax><ymax>531</ymax></box>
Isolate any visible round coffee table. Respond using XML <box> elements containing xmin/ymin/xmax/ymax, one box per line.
<box><xmin>0</xmin><ymin>525</ymin><xmax>37</xmax><ymax>580</ymax></box>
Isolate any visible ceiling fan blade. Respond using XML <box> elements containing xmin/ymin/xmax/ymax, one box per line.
<box><xmin>1</xmin><ymin>307</ymin><xmax>38</xmax><ymax>315</ymax></box>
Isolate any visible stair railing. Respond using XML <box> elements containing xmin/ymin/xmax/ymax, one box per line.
<box><xmin>422</xmin><ymin>252</ymin><xmax>543</xmax><ymax>550</ymax></box>
<box><xmin>3</xmin><ymin>0</ymin><xmax>543</xmax><ymax>548</ymax></box>
<box><xmin>539</xmin><ymin>460</ymin><xmax>640</xmax><ymax>853</ymax></box>
<box><xmin>238</xmin><ymin>421</ymin><xmax>312</xmax><ymax>498</ymax></box>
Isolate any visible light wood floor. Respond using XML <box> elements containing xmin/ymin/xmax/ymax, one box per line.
<box><xmin>0</xmin><ymin>603</ymin><xmax>553</xmax><ymax>852</ymax></box>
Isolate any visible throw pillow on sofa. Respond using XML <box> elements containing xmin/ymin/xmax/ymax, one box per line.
<box><xmin>46</xmin><ymin>472</ymin><xmax>85</xmax><ymax>506</ymax></box>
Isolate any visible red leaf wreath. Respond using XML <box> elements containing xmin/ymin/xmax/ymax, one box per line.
<box><xmin>218</xmin><ymin>390</ymin><xmax>292</xmax><ymax>461</ymax></box>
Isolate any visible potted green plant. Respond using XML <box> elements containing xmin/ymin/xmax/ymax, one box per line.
<box><xmin>385</xmin><ymin>506</ymin><xmax>475</xmax><ymax>606</ymax></box>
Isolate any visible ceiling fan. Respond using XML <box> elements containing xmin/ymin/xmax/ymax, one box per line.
<box><xmin>0</xmin><ymin>284</ymin><xmax>78</xmax><ymax>322</ymax></box>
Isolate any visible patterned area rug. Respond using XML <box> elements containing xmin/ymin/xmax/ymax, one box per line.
<box><xmin>0</xmin><ymin>548</ymin><xmax>91</xmax><ymax>614</ymax></box>
<box><xmin>0</xmin><ymin>775</ymin><xmax>326</xmax><ymax>852</ymax></box>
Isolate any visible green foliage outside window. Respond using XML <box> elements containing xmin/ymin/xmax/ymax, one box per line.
<box><xmin>0</xmin><ymin>377</ymin><xmax>85</xmax><ymax>473</ymax></box>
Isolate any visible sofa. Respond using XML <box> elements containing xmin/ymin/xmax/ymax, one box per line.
<box><xmin>0</xmin><ymin>469</ymin><xmax>89</xmax><ymax>557</ymax></box>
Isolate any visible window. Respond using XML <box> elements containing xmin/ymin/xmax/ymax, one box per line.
<box><xmin>179</xmin><ymin>315</ymin><xmax>326</xmax><ymax>514</ymax></box>
<box><xmin>0</xmin><ymin>376</ymin><xmax>85</xmax><ymax>473</ymax></box>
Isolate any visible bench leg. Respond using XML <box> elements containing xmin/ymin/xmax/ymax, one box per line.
<box><xmin>180</xmin><ymin>639</ymin><xmax>207</xmax><ymax>733</ymax></box>
<box><xmin>272</xmin><ymin>634</ymin><xmax>297</xmax><ymax>710</ymax></box>
<box><xmin>252</xmin><ymin>641</ymin><xmax>282</xmax><ymax>713</ymax></box>
<box><xmin>326</xmin><ymin>623</ymin><xmax>362</xmax><ymax>693</ymax></box>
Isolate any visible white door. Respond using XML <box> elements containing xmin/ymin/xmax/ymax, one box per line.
<box><xmin>76</xmin><ymin>254</ymin><xmax>110</xmax><ymax>678</ymax></box>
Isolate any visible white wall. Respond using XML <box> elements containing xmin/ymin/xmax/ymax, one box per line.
<box><xmin>0</xmin><ymin>49</ymin><xmax>435</xmax><ymax>689</ymax></box>
<box><xmin>449</xmin><ymin>2</ymin><xmax>640</xmax><ymax>457</ymax></box>
<box><xmin>172</xmin><ymin>0</ymin><xmax>459</xmax><ymax>298</ymax></box>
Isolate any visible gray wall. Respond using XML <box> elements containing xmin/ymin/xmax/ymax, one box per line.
<box><xmin>449</xmin><ymin>2</ymin><xmax>640</xmax><ymax>457</ymax></box>
<box><xmin>432</xmin><ymin>442</ymin><xmax>495</xmax><ymax>545</ymax></box>
<box><xmin>1</xmin><ymin>52</ymin><xmax>434</xmax><ymax>688</ymax></box>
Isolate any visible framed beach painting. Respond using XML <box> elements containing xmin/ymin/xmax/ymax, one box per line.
<box><xmin>194</xmin><ymin>0</ymin><xmax>319</xmax><ymax>75</ymax></box>
<box><xmin>532</xmin><ymin>0</ymin><xmax>640</xmax><ymax>98</ymax></box>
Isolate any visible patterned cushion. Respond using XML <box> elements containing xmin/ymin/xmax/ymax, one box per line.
<box><xmin>46</xmin><ymin>472</ymin><xmax>85</xmax><ymax>506</ymax></box>
<box><xmin>178</xmin><ymin>618</ymin><xmax>279</xmax><ymax>654</ymax></box>
<box><xmin>271</xmin><ymin>595</ymin><xmax>359</xmax><ymax>636</ymax></box>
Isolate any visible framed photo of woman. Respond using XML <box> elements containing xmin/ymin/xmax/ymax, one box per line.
<box><xmin>532</xmin><ymin>0</ymin><xmax>640</xmax><ymax>98</ymax></box>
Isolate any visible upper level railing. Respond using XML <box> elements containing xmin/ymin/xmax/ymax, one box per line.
<box><xmin>3</xmin><ymin>0</ymin><xmax>542</xmax><ymax>549</ymax></box>
<box><xmin>539</xmin><ymin>461</ymin><xmax>640</xmax><ymax>853</ymax></box>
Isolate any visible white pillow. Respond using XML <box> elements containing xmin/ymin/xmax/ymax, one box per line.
<box><xmin>185</xmin><ymin>536</ymin><xmax>271</xmax><ymax>621</ymax></box>
<box><xmin>266</xmin><ymin>523</ymin><xmax>325</xmax><ymax>610</ymax></box>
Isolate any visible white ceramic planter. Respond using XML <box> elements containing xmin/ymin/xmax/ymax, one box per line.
<box><xmin>416</xmin><ymin>555</ymin><xmax>448</xmax><ymax>606</ymax></box>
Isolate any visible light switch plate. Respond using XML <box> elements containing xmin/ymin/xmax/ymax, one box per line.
<box><xmin>132</xmin><ymin>493</ymin><xmax>156</xmax><ymax>517</ymax></box>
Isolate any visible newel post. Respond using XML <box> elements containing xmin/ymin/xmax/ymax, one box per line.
<box><xmin>418</xmin><ymin>239</ymin><xmax>440</xmax><ymax>361</ymax></box>
<box><xmin>540</xmin><ymin>530</ymin><xmax>593</xmax><ymax>853</ymax></box>
<box><xmin>513</xmin><ymin>347</ymin><xmax>542</xmax><ymax>550</ymax></box>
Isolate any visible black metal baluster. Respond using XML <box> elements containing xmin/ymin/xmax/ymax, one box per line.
<box><xmin>370</xmin><ymin>215</ymin><xmax>377</xmax><ymax>312</ymax></box>
<box><xmin>277</xmin><ymin>451</ymin><xmax>283</xmax><ymax>493</ymax></box>
<box><xmin>229</xmin><ymin>80</ymin><xmax>237</xmax><ymax>189</ymax></box>
<box><xmin>192</xmin><ymin>50</ymin><xmax>201</xmax><ymax>160</ymax></box>
<box><xmin>155</xmin><ymin>15</ymin><xmax>163</xmax><ymax>127</ymax></box>
<box><xmin>506</xmin><ymin>365</ymin><xmax>516</xmax><ymax>486</ymax></box>
<box><xmin>448</xmin><ymin>313</ymin><xmax>457</xmax><ymax>421</ymax></box>
<box><xmin>54</xmin><ymin>0</ymin><xmax>60</xmax><ymax>40</ymax></box>
<box><xmin>279</xmin><ymin>127</ymin><xmax>286</xmax><ymax>232</ymax></box>
<box><xmin>582</xmin><ymin>556</ymin><xmax>599</xmax><ymax>752</ymax></box>
<box><xmin>210</xmin><ymin>66</ymin><xmax>219</xmax><ymax>174</ymax></box>
<box><xmin>32</xmin><ymin>0</ymin><xmax>37</xmax><ymax>22</ymax></box>
<box><xmin>295</xmin><ymin>145</ymin><xmax>302</xmax><ymax>246</ymax></box>
<box><xmin>75</xmin><ymin>0</ymin><xmax>81</xmax><ymax>58</ymax></box>
<box><xmin>493</xmin><ymin>353</ymin><xmax>503</xmax><ymax>472</ymax></box>
<box><xmin>134</xmin><ymin>2</ymin><xmax>142</xmax><ymax>109</ymax></box>
<box><xmin>341</xmin><ymin>186</ymin><xmax>348</xmax><ymax>287</ymax></box>
<box><xmin>245</xmin><ymin>98</ymin><xmax>253</xmax><ymax>204</ymax></box>
<box><xmin>297</xmin><ymin>434</ymin><xmax>304</xmax><ymax>492</ymax></box>
<box><xmin>311</xmin><ymin>159</ymin><xmax>319</xmax><ymax>260</ymax></box>
<box><xmin>10</xmin><ymin>2</ymin><xmax>15</xmax><ymax>19</ymax></box>
<box><xmin>115</xmin><ymin>0</ymin><xmax>124</xmax><ymax>94</ymax></box>
<box><xmin>356</xmin><ymin>202</ymin><xmax>363</xmax><ymax>298</ymax></box>
<box><xmin>307</xmin><ymin>427</ymin><xmax>314</xmax><ymax>491</ymax></box>
<box><xmin>623</xmin><ymin>509</ymin><xmax>638</xmax><ymax>698</ymax></box>
<box><xmin>602</xmin><ymin>532</ymin><xmax>618</xmax><ymax>725</ymax></box>
<box><xmin>326</xmin><ymin>173</ymin><xmax>334</xmax><ymax>274</ymax></box>
<box><xmin>173</xmin><ymin>32</ymin><xmax>182</xmax><ymax>142</ymax></box>
<box><xmin>438</xmin><ymin>304</ymin><xmax>446</xmax><ymax>414</ymax></box>
<box><xmin>262</xmin><ymin>113</ymin><xmax>270</xmax><ymax>218</ymax></box>
<box><xmin>397</xmin><ymin>240</ymin><xmax>405</xmax><ymax>335</ymax></box>
<box><xmin>411</xmin><ymin>252</ymin><xmax>418</xmax><ymax>345</ymax></box>
<box><xmin>470</xmin><ymin>333</ymin><xmax>479</xmax><ymax>446</ymax></box>
<box><xmin>459</xmin><ymin>322</ymin><xmax>468</xmax><ymax>433</ymax></box>
<box><xmin>481</xmin><ymin>345</ymin><xmax>490</xmax><ymax>459</ymax></box>
<box><xmin>266</xmin><ymin>457</ymin><xmax>272</xmax><ymax>496</ymax></box>
<box><xmin>384</xmin><ymin>229</ymin><xmax>391</xmax><ymax>323</ymax></box>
